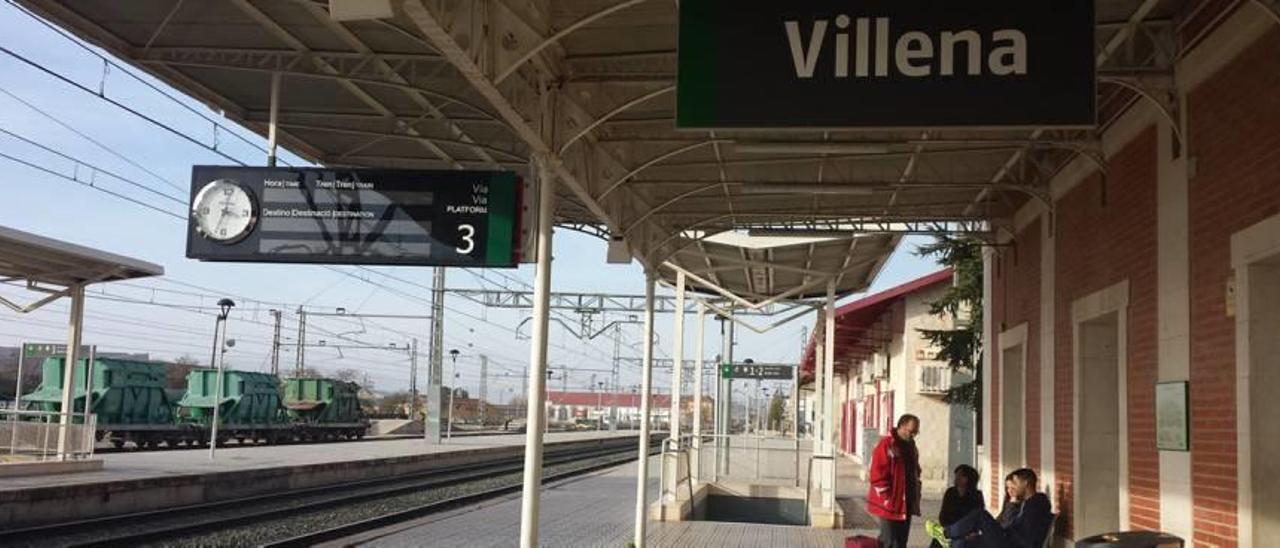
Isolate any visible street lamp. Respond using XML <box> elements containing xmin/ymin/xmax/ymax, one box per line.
<box><xmin>597</xmin><ymin>380</ymin><xmax>605</xmax><ymax>431</ymax></box>
<box><xmin>742</xmin><ymin>359</ymin><xmax>754</xmax><ymax>435</ymax></box>
<box><xmin>447</xmin><ymin>348</ymin><xmax>459</xmax><ymax>439</ymax></box>
<box><xmin>208</xmin><ymin>298</ymin><xmax>234</xmax><ymax>460</ymax></box>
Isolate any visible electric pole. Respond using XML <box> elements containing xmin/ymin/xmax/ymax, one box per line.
<box><xmin>294</xmin><ymin>308</ymin><xmax>306</xmax><ymax>377</ymax></box>
<box><xmin>269</xmin><ymin>309</ymin><xmax>281</xmax><ymax>376</ymax></box>
<box><xmin>410</xmin><ymin>338</ymin><xmax>419</xmax><ymax>418</ymax></box>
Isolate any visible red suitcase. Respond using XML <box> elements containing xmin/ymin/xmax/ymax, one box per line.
<box><xmin>845</xmin><ymin>536</ymin><xmax>881</xmax><ymax>548</ymax></box>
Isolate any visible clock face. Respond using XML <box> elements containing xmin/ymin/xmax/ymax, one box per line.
<box><xmin>192</xmin><ymin>179</ymin><xmax>257</xmax><ymax>243</ymax></box>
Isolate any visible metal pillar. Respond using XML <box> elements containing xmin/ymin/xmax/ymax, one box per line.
<box><xmin>294</xmin><ymin>309</ymin><xmax>306</xmax><ymax>377</ymax></box>
<box><xmin>426</xmin><ymin>267</ymin><xmax>445</xmax><ymax>443</ymax></box>
<box><xmin>691</xmin><ymin>302</ymin><xmax>706</xmax><ymax>483</ymax></box>
<box><xmin>611</xmin><ymin>323</ymin><xmax>621</xmax><ymax>431</ymax></box>
<box><xmin>266</xmin><ymin>71</ymin><xmax>281</xmax><ymax>167</ymax></box>
<box><xmin>55</xmin><ymin>284</ymin><xmax>83</xmax><ymax>460</ymax></box>
<box><xmin>517</xmin><ymin>157</ymin><xmax>555</xmax><ymax>548</ymax></box>
<box><xmin>821</xmin><ymin>280</ymin><xmax>837</xmax><ymax>508</ymax></box>
<box><xmin>633</xmin><ymin>270</ymin><xmax>657</xmax><ymax>548</ymax></box>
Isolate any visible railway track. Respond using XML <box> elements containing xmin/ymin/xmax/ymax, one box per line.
<box><xmin>0</xmin><ymin>436</ymin><xmax>658</xmax><ymax>547</ymax></box>
<box><xmin>91</xmin><ymin>428</ymin><xmax>562</xmax><ymax>454</ymax></box>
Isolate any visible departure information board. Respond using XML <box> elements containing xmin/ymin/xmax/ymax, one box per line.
<box><xmin>186</xmin><ymin>166</ymin><xmax>523</xmax><ymax>267</ymax></box>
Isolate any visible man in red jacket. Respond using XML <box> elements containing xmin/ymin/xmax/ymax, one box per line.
<box><xmin>866</xmin><ymin>414</ymin><xmax>922</xmax><ymax>548</ymax></box>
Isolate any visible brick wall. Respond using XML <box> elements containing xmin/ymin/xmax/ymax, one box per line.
<box><xmin>990</xmin><ymin>218</ymin><xmax>1042</xmax><ymax>506</ymax></box>
<box><xmin>1053</xmin><ymin>127</ymin><xmax>1160</xmax><ymax>537</ymax></box>
<box><xmin>1186</xmin><ymin>26</ymin><xmax>1280</xmax><ymax>548</ymax></box>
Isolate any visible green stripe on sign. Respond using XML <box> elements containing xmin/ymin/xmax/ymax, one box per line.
<box><xmin>675</xmin><ymin>0</ymin><xmax>718</xmax><ymax>128</ymax></box>
<box><xmin>484</xmin><ymin>172</ymin><xmax>516</xmax><ymax>266</ymax></box>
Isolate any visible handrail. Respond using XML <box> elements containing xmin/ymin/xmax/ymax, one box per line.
<box><xmin>804</xmin><ymin>454</ymin><xmax>835</xmax><ymax>525</ymax></box>
<box><xmin>659</xmin><ymin>436</ymin><xmax>696</xmax><ymax>503</ymax></box>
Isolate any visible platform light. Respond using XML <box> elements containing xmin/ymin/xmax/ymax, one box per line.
<box><xmin>738</xmin><ymin>183</ymin><xmax>876</xmax><ymax>195</ymax></box>
<box><xmin>731</xmin><ymin>142</ymin><xmax>891</xmax><ymax>155</ymax></box>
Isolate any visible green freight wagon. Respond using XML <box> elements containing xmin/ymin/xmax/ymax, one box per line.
<box><xmin>177</xmin><ymin>368</ymin><xmax>291</xmax><ymax>444</ymax></box>
<box><xmin>20</xmin><ymin>357</ymin><xmax>196</xmax><ymax>448</ymax></box>
<box><xmin>284</xmin><ymin>377</ymin><xmax>369</xmax><ymax>440</ymax></box>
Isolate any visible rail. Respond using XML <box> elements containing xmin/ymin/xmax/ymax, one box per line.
<box><xmin>1</xmin><ymin>410</ymin><xmax>97</xmax><ymax>460</ymax></box>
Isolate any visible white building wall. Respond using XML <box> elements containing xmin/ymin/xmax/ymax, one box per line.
<box><xmin>900</xmin><ymin>285</ymin><xmax>965</xmax><ymax>490</ymax></box>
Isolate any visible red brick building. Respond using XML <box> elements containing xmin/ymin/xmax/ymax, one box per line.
<box><xmin>983</xmin><ymin>5</ymin><xmax>1280</xmax><ymax>545</ymax></box>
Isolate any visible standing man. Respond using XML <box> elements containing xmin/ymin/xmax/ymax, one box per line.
<box><xmin>867</xmin><ymin>414</ymin><xmax>922</xmax><ymax>548</ymax></box>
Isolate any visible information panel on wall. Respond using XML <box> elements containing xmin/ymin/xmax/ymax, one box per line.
<box><xmin>186</xmin><ymin>166</ymin><xmax>523</xmax><ymax>268</ymax></box>
<box><xmin>677</xmin><ymin>0</ymin><xmax>1095</xmax><ymax>129</ymax></box>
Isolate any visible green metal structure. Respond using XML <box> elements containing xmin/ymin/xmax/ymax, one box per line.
<box><xmin>283</xmin><ymin>377</ymin><xmax>365</xmax><ymax>425</ymax></box>
<box><xmin>22</xmin><ymin>357</ymin><xmax>175</xmax><ymax>426</ymax></box>
<box><xmin>177</xmin><ymin>368</ymin><xmax>288</xmax><ymax>427</ymax></box>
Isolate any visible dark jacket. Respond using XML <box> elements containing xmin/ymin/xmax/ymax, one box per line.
<box><xmin>939</xmin><ymin>487</ymin><xmax>985</xmax><ymax>526</ymax></box>
<box><xmin>865</xmin><ymin>434</ymin><xmax>922</xmax><ymax>521</ymax></box>
<box><xmin>1005</xmin><ymin>492</ymin><xmax>1053</xmax><ymax>548</ymax></box>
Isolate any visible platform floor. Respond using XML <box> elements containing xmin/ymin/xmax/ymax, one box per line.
<box><xmin>356</xmin><ymin>453</ymin><xmax>944</xmax><ymax>547</ymax></box>
<box><xmin>0</xmin><ymin>431</ymin><xmax>639</xmax><ymax>492</ymax></box>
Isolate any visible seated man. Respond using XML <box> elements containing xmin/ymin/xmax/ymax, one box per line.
<box><xmin>925</xmin><ymin>468</ymin><xmax>1052</xmax><ymax>548</ymax></box>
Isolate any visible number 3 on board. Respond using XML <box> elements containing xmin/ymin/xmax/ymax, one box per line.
<box><xmin>457</xmin><ymin>224</ymin><xmax>475</xmax><ymax>254</ymax></box>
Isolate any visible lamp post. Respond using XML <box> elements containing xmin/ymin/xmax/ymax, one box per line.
<box><xmin>208</xmin><ymin>298</ymin><xmax>234</xmax><ymax>460</ymax></box>
<box><xmin>761</xmin><ymin>386</ymin><xmax>770</xmax><ymax>432</ymax></box>
<box><xmin>545</xmin><ymin>368</ymin><xmax>555</xmax><ymax>434</ymax></box>
<box><xmin>447</xmin><ymin>348</ymin><xmax>459</xmax><ymax>439</ymax></box>
<box><xmin>743</xmin><ymin>358</ymin><xmax>754</xmax><ymax>434</ymax></box>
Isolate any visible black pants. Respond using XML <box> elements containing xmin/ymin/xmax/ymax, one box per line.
<box><xmin>944</xmin><ymin>508</ymin><xmax>1011</xmax><ymax>548</ymax></box>
<box><xmin>878</xmin><ymin>517</ymin><xmax>911</xmax><ymax>548</ymax></box>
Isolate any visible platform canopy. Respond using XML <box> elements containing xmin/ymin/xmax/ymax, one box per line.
<box><xmin>0</xmin><ymin>224</ymin><xmax>163</xmax><ymax>293</ymax></box>
<box><xmin>13</xmin><ymin>0</ymin><xmax>1176</xmax><ymax>302</ymax></box>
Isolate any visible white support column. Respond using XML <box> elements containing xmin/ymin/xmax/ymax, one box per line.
<box><xmin>822</xmin><ymin>279</ymin><xmax>837</xmax><ymax>508</ymax></box>
<box><xmin>518</xmin><ymin>157</ymin><xmax>556</xmax><ymax>548</ymax></box>
<box><xmin>266</xmin><ymin>71</ymin><xmax>282</xmax><ymax>167</ymax></box>
<box><xmin>692</xmin><ymin>302</ymin><xmax>707</xmax><ymax>483</ymax></box>
<box><xmin>662</xmin><ymin>271</ymin><xmax>687</xmax><ymax>502</ymax></box>
<box><xmin>1040</xmin><ymin>215</ymin><xmax>1056</xmax><ymax>507</ymax></box>
<box><xmin>634</xmin><ymin>270</ymin><xmax>658</xmax><ymax>548</ymax></box>
<box><xmin>670</xmin><ymin>271</ymin><xmax>687</xmax><ymax>440</ymax></box>
<box><xmin>981</xmin><ymin>247</ymin><xmax>996</xmax><ymax>511</ymax></box>
<box><xmin>55</xmin><ymin>283</ymin><xmax>84</xmax><ymax>460</ymax></box>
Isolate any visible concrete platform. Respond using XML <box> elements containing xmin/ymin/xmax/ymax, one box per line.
<box><xmin>351</xmin><ymin>451</ymin><xmax>946</xmax><ymax>547</ymax></box>
<box><xmin>0</xmin><ymin>431</ymin><xmax>645</xmax><ymax>530</ymax></box>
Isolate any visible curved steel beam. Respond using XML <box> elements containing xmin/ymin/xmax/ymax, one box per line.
<box><xmin>1098</xmin><ymin>76</ymin><xmax>1185</xmax><ymax>148</ymax></box>
<box><xmin>622</xmin><ymin>183</ymin><xmax>722</xmax><ymax>237</ymax></box>
<box><xmin>597</xmin><ymin>140</ymin><xmax>730</xmax><ymax>201</ymax></box>
<box><xmin>142</xmin><ymin>60</ymin><xmax>507</xmax><ymax>125</ymax></box>
<box><xmin>644</xmin><ymin>214</ymin><xmax>735</xmax><ymax>265</ymax></box>
<box><xmin>494</xmin><ymin>0</ymin><xmax>653</xmax><ymax>85</ymax></box>
<box><xmin>278</xmin><ymin>122</ymin><xmax>528</xmax><ymax>160</ymax></box>
<box><xmin>558</xmin><ymin>86</ymin><xmax>674</xmax><ymax>154</ymax></box>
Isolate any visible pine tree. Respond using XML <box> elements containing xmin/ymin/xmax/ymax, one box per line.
<box><xmin>915</xmin><ymin>234</ymin><xmax>984</xmax><ymax>410</ymax></box>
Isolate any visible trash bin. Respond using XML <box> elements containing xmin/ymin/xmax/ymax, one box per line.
<box><xmin>1075</xmin><ymin>531</ymin><xmax>1184</xmax><ymax>548</ymax></box>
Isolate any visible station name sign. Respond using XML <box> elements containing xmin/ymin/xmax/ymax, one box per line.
<box><xmin>677</xmin><ymin>0</ymin><xmax>1095</xmax><ymax>129</ymax></box>
<box><xmin>186</xmin><ymin>166</ymin><xmax>523</xmax><ymax>268</ymax></box>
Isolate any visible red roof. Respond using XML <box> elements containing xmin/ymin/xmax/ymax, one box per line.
<box><xmin>800</xmin><ymin>268</ymin><xmax>954</xmax><ymax>377</ymax></box>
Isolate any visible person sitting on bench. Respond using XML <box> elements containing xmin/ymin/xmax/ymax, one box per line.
<box><xmin>925</xmin><ymin>468</ymin><xmax>1052</xmax><ymax>548</ymax></box>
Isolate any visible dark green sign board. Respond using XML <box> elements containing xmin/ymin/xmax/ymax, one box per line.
<box><xmin>22</xmin><ymin>343</ymin><xmax>91</xmax><ymax>359</ymax></box>
<box><xmin>187</xmin><ymin>166</ymin><xmax>523</xmax><ymax>267</ymax></box>
<box><xmin>721</xmin><ymin>363</ymin><xmax>794</xmax><ymax>380</ymax></box>
<box><xmin>676</xmin><ymin>0</ymin><xmax>1095</xmax><ymax>129</ymax></box>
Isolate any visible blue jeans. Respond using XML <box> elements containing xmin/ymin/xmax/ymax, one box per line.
<box><xmin>945</xmin><ymin>508</ymin><xmax>1011</xmax><ymax>548</ymax></box>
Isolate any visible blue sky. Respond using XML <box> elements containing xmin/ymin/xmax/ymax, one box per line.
<box><xmin>0</xmin><ymin>4</ymin><xmax>942</xmax><ymax>401</ymax></box>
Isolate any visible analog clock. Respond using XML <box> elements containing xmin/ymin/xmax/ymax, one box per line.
<box><xmin>192</xmin><ymin>179</ymin><xmax>257</xmax><ymax>243</ymax></box>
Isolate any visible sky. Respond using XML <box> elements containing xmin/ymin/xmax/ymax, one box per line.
<box><xmin>0</xmin><ymin>4</ymin><xmax>943</xmax><ymax>404</ymax></box>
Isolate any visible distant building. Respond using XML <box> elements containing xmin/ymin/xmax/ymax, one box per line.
<box><xmin>545</xmin><ymin>390</ymin><xmax>714</xmax><ymax>430</ymax></box>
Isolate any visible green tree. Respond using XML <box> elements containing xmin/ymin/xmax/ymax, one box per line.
<box><xmin>915</xmin><ymin>234</ymin><xmax>983</xmax><ymax>410</ymax></box>
<box><xmin>767</xmin><ymin>393</ymin><xmax>785</xmax><ymax>430</ymax></box>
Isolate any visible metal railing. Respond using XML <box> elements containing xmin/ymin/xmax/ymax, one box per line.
<box><xmin>658</xmin><ymin>437</ymin><xmax>695</xmax><ymax>504</ymax></box>
<box><xmin>0</xmin><ymin>410</ymin><xmax>97</xmax><ymax>461</ymax></box>
<box><xmin>918</xmin><ymin>364</ymin><xmax>953</xmax><ymax>394</ymax></box>
<box><xmin>692</xmin><ymin>434</ymin><xmax>812</xmax><ymax>486</ymax></box>
<box><xmin>804</xmin><ymin>454</ymin><xmax>836</xmax><ymax>524</ymax></box>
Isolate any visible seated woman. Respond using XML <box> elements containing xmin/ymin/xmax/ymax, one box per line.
<box><xmin>931</xmin><ymin>465</ymin><xmax>985</xmax><ymax>548</ymax></box>
<box><xmin>926</xmin><ymin>468</ymin><xmax>1052</xmax><ymax>548</ymax></box>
